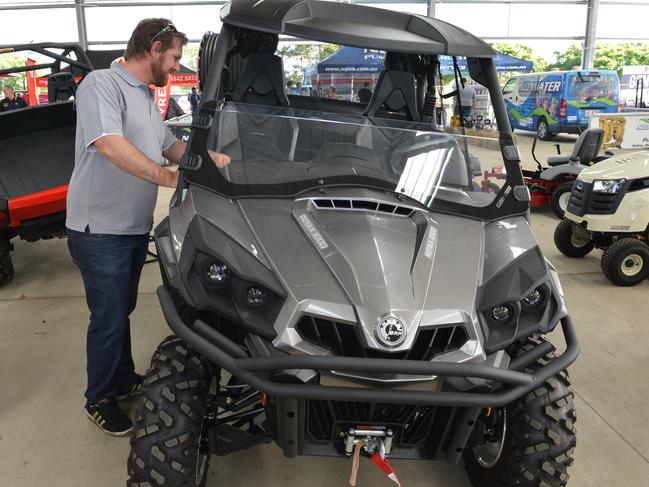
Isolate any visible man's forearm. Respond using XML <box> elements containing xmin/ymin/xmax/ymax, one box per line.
<box><xmin>162</xmin><ymin>140</ymin><xmax>187</xmax><ymax>165</ymax></box>
<box><xmin>94</xmin><ymin>135</ymin><xmax>177</xmax><ymax>188</ymax></box>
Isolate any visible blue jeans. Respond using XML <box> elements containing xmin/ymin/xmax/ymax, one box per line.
<box><xmin>461</xmin><ymin>106</ymin><xmax>473</xmax><ymax>119</ymax></box>
<box><xmin>67</xmin><ymin>227</ymin><xmax>149</xmax><ymax>407</ymax></box>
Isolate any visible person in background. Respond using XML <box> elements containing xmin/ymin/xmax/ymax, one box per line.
<box><xmin>188</xmin><ymin>86</ymin><xmax>200</xmax><ymax>119</ymax></box>
<box><xmin>295</xmin><ymin>81</ymin><xmax>303</xmax><ymax>95</ymax></box>
<box><xmin>327</xmin><ymin>85</ymin><xmax>336</xmax><ymax>99</ymax></box>
<box><xmin>285</xmin><ymin>79</ymin><xmax>294</xmax><ymax>94</ymax></box>
<box><xmin>0</xmin><ymin>85</ymin><xmax>28</xmax><ymax>111</ymax></box>
<box><xmin>458</xmin><ymin>78</ymin><xmax>476</xmax><ymax>119</ymax></box>
<box><xmin>357</xmin><ymin>81</ymin><xmax>373</xmax><ymax>104</ymax></box>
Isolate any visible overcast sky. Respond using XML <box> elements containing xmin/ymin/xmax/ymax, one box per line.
<box><xmin>1</xmin><ymin>1</ymin><xmax>648</xmax><ymax>62</ymax></box>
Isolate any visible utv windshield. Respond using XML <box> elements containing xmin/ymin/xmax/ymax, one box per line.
<box><xmin>183</xmin><ymin>103</ymin><xmax>524</xmax><ymax>220</ymax></box>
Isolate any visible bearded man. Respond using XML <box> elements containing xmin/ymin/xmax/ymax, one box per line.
<box><xmin>66</xmin><ymin>18</ymin><xmax>230</xmax><ymax>436</ymax></box>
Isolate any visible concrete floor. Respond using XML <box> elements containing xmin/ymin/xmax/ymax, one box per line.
<box><xmin>2</xmin><ymin>135</ymin><xmax>649</xmax><ymax>487</ymax></box>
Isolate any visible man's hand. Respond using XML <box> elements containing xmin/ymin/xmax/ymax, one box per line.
<box><xmin>208</xmin><ymin>149</ymin><xmax>231</xmax><ymax>168</ymax></box>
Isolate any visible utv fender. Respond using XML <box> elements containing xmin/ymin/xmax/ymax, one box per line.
<box><xmin>539</xmin><ymin>165</ymin><xmax>584</xmax><ymax>181</ymax></box>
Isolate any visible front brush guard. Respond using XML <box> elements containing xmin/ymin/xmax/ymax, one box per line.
<box><xmin>157</xmin><ymin>285</ymin><xmax>579</xmax><ymax>409</ymax></box>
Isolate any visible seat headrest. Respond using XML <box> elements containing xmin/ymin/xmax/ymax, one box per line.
<box><xmin>572</xmin><ymin>127</ymin><xmax>604</xmax><ymax>164</ymax></box>
<box><xmin>47</xmin><ymin>72</ymin><xmax>77</xmax><ymax>103</ymax></box>
<box><xmin>232</xmin><ymin>53</ymin><xmax>289</xmax><ymax>107</ymax></box>
<box><xmin>363</xmin><ymin>70</ymin><xmax>420</xmax><ymax>122</ymax></box>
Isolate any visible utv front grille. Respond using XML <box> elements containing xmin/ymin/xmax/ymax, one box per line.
<box><xmin>306</xmin><ymin>400</ymin><xmax>444</xmax><ymax>447</ymax></box>
<box><xmin>567</xmin><ymin>181</ymin><xmax>625</xmax><ymax>217</ymax></box>
<box><xmin>295</xmin><ymin>316</ymin><xmax>468</xmax><ymax>360</ymax></box>
<box><xmin>310</xmin><ymin>198</ymin><xmax>414</xmax><ymax>217</ymax></box>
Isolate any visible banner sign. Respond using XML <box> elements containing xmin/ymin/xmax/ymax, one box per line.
<box><xmin>590</xmin><ymin>112</ymin><xmax>649</xmax><ymax>149</ymax></box>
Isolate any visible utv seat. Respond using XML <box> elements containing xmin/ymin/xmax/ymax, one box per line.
<box><xmin>354</xmin><ymin>69</ymin><xmax>422</xmax><ymax>173</ymax></box>
<box><xmin>363</xmin><ymin>70</ymin><xmax>420</xmax><ymax>122</ymax></box>
<box><xmin>47</xmin><ymin>73</ymin><xmax>78</xmax><ymax>102</ymax></box>
<box><xmin>547</xmin><ymin>128</ymin><xmax>605</xmax><ymax>167</ymax></box>
<box><xmin>217</xmin><ymin>53</ymin><xmax>297</xmax><ymax>161</ymax></box>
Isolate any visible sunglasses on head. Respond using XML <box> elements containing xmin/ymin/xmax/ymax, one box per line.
<box><xmin>150</xmin><ymin>23</ymin><xmax>178</xmax><ymax>44</ymax></box>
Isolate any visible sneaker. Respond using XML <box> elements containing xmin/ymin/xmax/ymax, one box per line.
<box><xmin>116</xmin><ymin>374</ymin><xmax>145</xmax><ymax>401</ymax></box>
<box><xmin>86</xmin><ymin>399</ymin><xmax>133</xmax><ymax>436</ymax></box>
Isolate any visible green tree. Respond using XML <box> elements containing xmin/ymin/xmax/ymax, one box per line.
<box><xmin>181</xmin><ymin>43</ymin><xmax>199</xmax><ymax>71</ymax></box>
<box><xmin>491</xmin><ymin>43</ymin><xmax>549</xmax><ymax>73</ymax></box>
<box><xmin>0</xmin><ymin>52</ymin><xmax>28</xmax><ymax>91</ymax></box>
<box><xmin>277</xmin><ymin>43</ymin><xmax>339</xmax><ymax>83</ymax></box>
<box><xmin>549</xmin><ymin>43</ymin><xmax>649</xmax><ymax>75</ymax></box>
<box><xmin>548</xmin><ymin>44</ymin><xmax>582</xmax><ymax>71</ymax></box>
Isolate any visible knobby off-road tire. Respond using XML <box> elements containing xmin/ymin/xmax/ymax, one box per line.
<box><xmin>0</xmin><ymin>250</ymin><xmax>14</xmax><ymax>287</ymax></box>
<box><xmin>601</xmin><ymin>238</ymin><xmax>649</xmax><ymax>286</ymax></box>
<box><xmin>128</xmin><ymin>336</ymin><xmax>211</xmax><ymax>487</ymax></box>
<box><xmin>464</xmin><ymin>336</ymin><xmax>577</xmax><ymax>487</ymax></box>
<box><xmin>554</xmin><ymin>219</ymin><xmax>594</xmax><ymax>258</ymax></box>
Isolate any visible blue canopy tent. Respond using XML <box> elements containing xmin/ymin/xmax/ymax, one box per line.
<box><xmin>304</xmin><ymin>47</ymin><xmax>533</xmax><ymax>78</ymax></box>
<box><xmin>303</xmin><ymin>47</ymin><xmax>533</xmax><ymax>100</ymax></box>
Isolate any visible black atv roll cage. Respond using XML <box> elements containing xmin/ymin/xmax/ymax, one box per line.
<box><xmin>0</xmin><ymin>42</ymin><xmax>94</xmax><ymax>78</ymax></box>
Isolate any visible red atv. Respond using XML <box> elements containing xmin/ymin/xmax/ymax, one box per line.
<box><xmin>0</xmin><ymin>43</ymin><xmax>93</xmax><ymax>286</ymax></box>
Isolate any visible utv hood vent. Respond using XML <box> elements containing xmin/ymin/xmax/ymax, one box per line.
<box><xmin>310</xmin><ymin>198</ymin><xmax>415</xmax><ymax>217</ymax></box>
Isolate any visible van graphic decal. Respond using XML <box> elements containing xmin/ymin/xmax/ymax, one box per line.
<box><xmin>567</xmin><ymin>98</ymin><xmax>617</xmax><ymax>108</ymax></box>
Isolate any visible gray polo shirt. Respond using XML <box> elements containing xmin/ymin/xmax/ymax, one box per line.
<box><xmin>66</xmin><ymin>62</ymin><xmax>177</xmax><ymax>235</ymax></box>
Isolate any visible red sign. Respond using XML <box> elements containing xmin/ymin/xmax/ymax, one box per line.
<box><xmin>26</xmin><ymin>59</ymin><xmax>37</xmax><ymax>106</ymax></box>
<box><xmin>154</xmin><ymin>79</ymin><xmax>172</xmax><ymax>118</ymax></box>
<box><xmin>170</xmin><ymin>72</ymin><xmax>198</xmax><ymax>86</ymax></box>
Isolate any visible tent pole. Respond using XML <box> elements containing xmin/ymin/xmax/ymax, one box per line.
<box><xmin>427</xmin><ymin>0</ymin><xmax>436</xmax><ymax>17</ymax></box>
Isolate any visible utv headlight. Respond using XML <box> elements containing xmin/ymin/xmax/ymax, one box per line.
<box><xmin>521</xmin><ymin>286</ymin><xmax>547</xmax><ymax>311</ymax></box>
<box><xmin>204</xmin><ymin>261</ymin><xmax>231</xmax><ymax>288</ymax></box>
<box><xmin>490</xmin><ymin>304</ymin><xmax>514</xmax><ymax>324</ymax></box>
<box><xmin>244</xmin><ymin>285</ymin><xmax>271</xmax><ymax>308</ymax></box>
<box><xmin>593</xmin><ymin>179</ymin><xmax>626</xmax><ymax>194</ymax></box>
<box><xmin>232</xmin><ymin>279</ymin><xmax>274</xmax><ymax>309</ymax></box>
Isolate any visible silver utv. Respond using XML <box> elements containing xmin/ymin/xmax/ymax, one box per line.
<box><xmin>128</xmin><ymin>1</ymin><xmax>579</xmax><ymax>486</ymax></box>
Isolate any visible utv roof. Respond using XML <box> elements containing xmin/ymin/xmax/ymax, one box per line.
<box><xmin>220</xmin><ymin>0</ymin><xmax>495</xmax><ymax>58</ymax></box>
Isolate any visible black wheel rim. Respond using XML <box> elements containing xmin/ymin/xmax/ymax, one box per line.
<box><xmin>473</xmin><ymin>408</ymin><xmax>507</xmax><ymax>469</ymax></box>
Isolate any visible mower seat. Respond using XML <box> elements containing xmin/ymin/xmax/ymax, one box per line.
<box><xmin>547</xmin><ymin>128</ymin><xmax>605</xmax><ymax>167</ymax></box>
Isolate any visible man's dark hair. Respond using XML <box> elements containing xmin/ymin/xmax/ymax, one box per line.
<box><xmin>191</xmin><ymin>87</ymin><xmax>197</xmax><ymax>92</ymax></box>
<box><xmin>364</xmin><ymin>82</ymin><xmax>370</xmax><ymax>88</ymax></box>
<box><xmin>124</xmin><ymin>18</ymin><xmax>188</xmax><ymax>61</ymax></box>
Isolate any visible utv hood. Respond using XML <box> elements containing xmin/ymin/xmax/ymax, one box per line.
<box><xmin>237</xmin><ymin>189</ymin><xmax>485</xmax><ymax>351</ymax></box>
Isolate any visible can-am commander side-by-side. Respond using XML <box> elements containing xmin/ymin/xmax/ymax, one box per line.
<box><xmin>128</xmin><ymin>2</ymin><xmax>580</xmax><ymax>486</ymax></box>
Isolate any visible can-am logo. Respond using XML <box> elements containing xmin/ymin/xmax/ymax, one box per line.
<box><xmin>377</xmin><ymin>317</ymin><xmax>406</xmax><ymax>347</ymax></box>
<box><xmin>298</xmin><ymin>214</ymin><xmax>329</xmax><ymax>250</ymax></box>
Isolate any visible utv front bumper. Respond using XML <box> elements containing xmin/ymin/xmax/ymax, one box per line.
<box><xmin>157</xmin><ymin>285</ymin><xmax>579</xmax><ymax>409</ymax></box>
